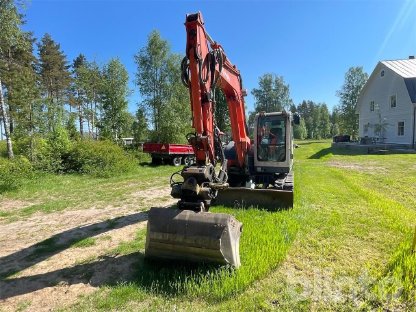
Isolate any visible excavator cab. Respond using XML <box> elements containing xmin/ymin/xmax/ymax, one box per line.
<box><xmin>257</xmin><ymin>115</ymin><xmax>286</xmax><ymax>162</ymax></box>
<box><xmin>215</xmin><ymin>111</ymin><xmax>296</xmax><ymax>209</ymax></box>
<box><xmin>254</xmin><ymin>112</ymin><xmax>294</xmax><ymax>175</ymax></box>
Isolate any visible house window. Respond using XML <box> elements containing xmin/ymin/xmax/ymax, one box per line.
<box><xmin>390</xmin><ymin>95</ymin><xmax>397</xmax><ymax>108</ymax></box>
<box><xmin>381</xmin><ymin>70</ymin><xmax>385</xmax><ymax>77</ymax></box>
<box><xmin>398</xmin><ymin>121</ymin><xmax>404</xmax><ymax>136</ymax></box>
<box><xmin>370</xmin><ymin>101</ymin><xmax>375</xmax><ymax>112</ymax></box>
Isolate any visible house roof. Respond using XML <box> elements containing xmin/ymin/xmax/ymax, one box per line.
<box><xmin>381</xmin><ymin>59</ymin><xmax>416</xmax><ymax>78</ymax></box>
<box><xmin>357</xmin><ymin>58</ymin><xmax>416</xmax><ymax>112</ymax></box>
<box><xmin>404</xmin><ymin>78</ymin><xmax>416</xmax><ymax>103</ymax></box>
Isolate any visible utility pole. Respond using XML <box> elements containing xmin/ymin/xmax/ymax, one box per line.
<box><xmin>0</xmin><ymin>78</ymin><xmax>14</xmax><ymax>159</ymax></box>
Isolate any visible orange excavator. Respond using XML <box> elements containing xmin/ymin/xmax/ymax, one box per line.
<box><xmin>145</xmin><ymin>12</ymin><xmax>298</xmax><ymax>267</ymax></box>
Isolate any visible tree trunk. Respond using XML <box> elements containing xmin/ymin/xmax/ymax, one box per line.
<box><xmin>94</xmin><ymin>100</ymin><xmax>98</xmax><ymax>140</ymax></box>
<box><xmin>0</xmin><ymin>116</ymin><xmax>3</xmax><ymax>140</ymax></box>
<box><xmin>8</xmin><ymin>85</ymin><xmax>14</xmax><ymax>135</ymax></box>
<box><xmin>6</xmin><ymin>50</ymin><xmax>14</xmax><ymax>135</ymax></box>
<box><xmin>91</xmin><ymin>101</ymin><xmax>95</xmax><ymax>138</ymax></box>
<box><xmin>0</xmin><ymin>78</ymin><xmax>15</xmax><ymax>159</ymax></box>
<box><xmin>78</xmin><ymin>102</ymin><xmax>84</xmax><ymax>138</ymax></box>
<box><xmin>86</xmin><ymin>102</ymin><xmax>91</xmax><ymax>136</ymax></box>
<box><xmin>29</xmin><ymin>101</ymin><xmax>34</xmax><ymax>162</ymax></box>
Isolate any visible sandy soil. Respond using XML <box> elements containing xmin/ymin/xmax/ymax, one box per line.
<box><xmin>0</xmin><ymin>186</ymin><xmax>175</xmax><ymax>312</ymax></box>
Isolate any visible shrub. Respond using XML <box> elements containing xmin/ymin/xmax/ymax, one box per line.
<box><xmin>15</xmin><ymin>136</ymin><xmax>51</xmax><ymax>171</ymax></box>
<box><xmin>0</xmin><ymin>156</ymin><xmax>33</xmax><ymax>193</ymax></box>
<box><xmin>0</xmin><ymin>140</ymin><xmax>7</xmax><ymax>158</ymax></box>
<box><xmin>46</xmin><ymin>126</ymin><xmax>72</xmax><ymax>172</ymax></box>
<box><xmin>15</xmin><ymin>128</ymin><xmax>72</xmax><ymax>173</ymax></box>
<box><xmin>128</xmin><ymin>150</ymin><xmax>151</xmax><ymax>164</ymax></box>
<box><xmin>65</xmin><ymin>140</ymin><xmax>137</xmax><ymax>177</ymax></box>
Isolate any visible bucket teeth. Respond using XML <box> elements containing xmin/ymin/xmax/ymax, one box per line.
<box><xmin>145</xmin><ymin>207</ymin><xmax>242</xmax><ymax>267</ymax></box>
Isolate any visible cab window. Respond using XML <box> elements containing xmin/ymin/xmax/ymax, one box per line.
<box><xmin>257</xmin><ymin>116</ymin><xmax>286</xmax><ymax>162</ymax></box>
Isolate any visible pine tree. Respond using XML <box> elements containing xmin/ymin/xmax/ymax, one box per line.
<box><xmin>37</xmin><ymin>33</ymin><xmax>71</xmax><ymax>132</ymax></box>
<box><xmin>0</xmin><ymin>0</ymin><xmax>35</xmax><ymax>158</ymax></box>
<box><xmin>71</xmin><ymin>54</ymin><xmax>87</xmax><ymax>137</ymax></box>
<box><xmin>4</xmin><ymin>32</ymin><xmax>40</xmax><ymax>138</ymax></box>
<box><xmin>83</xmin><ymin>61</ymin><xmax>103</xmax><ymax>138</ymax></box>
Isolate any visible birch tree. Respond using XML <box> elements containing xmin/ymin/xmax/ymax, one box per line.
<box><xmin>337</xmin><ymin>67</ymin><xmax>368</xmax><ymax>137</ymax></box>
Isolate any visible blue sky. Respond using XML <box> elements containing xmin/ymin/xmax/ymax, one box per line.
<box><xmin>22</xmin><ymin>0</ymin><xmax>416</xmax><ymax>114</ymax></box>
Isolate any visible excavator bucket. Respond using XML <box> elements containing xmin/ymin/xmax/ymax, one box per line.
<box><xmin>214</xmin><ymin>188</ymin><xmax>293</xmax><ymax>210</ymax></box>
<box><xmin>145</xmin><ymin>207</ymin><xmax>243</xmax><ymax>267</ymax></box>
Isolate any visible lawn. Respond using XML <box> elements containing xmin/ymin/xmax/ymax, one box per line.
<box><xmin>0</xmin><ymin>164</ymin><xmax>175</xmax><ymax>220</ymax></box>
<box><xmin>1</xmin><ymin>141</ymin><xmax>415</xmax><ymax>311</ymax></box>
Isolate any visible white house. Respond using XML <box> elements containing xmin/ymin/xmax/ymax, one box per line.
<box><xmin>356</xmin><ymin>57</ymin><xmax>416</xmax><ymax>147</ymax></box>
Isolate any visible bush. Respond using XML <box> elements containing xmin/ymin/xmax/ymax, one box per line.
<box><xmin>46</xmin><ymin>126</ymin><xmax>72</xmax><ymax>171</ymax></box>
<box><xmin>15</xmin><ymin>128</ymin><xmax>72</xmax><ymax>173</ymax></box>
<box><xmin>15</xmin><ymin>136</ymin><xmax>53</xmax><ymax>171</ymax></box>
<box><xmin>65</xmin><ymin>140</ymin><xmax>137</xmax><ymax>177</ymax></box>
<box><xmin>0</xmin><ymin>140</ymin><xmax>7</xmax><ymax>158</ymax></box>
<box><xmin>128</xmin><ymin>149</ymin><xmax>151</xmax><ymax>164</ymax></box>
<box><xmin>0</xmin><ymin>156</ymin><xmax>33</xmax><ymax>193</ymax></box>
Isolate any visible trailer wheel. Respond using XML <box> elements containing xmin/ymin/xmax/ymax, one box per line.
<box><xmin>172</xmin><ymin>157</ymin><xmax>182</xmax><ymax>166</ymax></box>
<box><xmin>183</xmin><ymin>156</ymin><xmax>191</xmax><ymax>166</ymax></box>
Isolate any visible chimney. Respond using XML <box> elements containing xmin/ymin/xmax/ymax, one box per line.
<box><xmin>409</xmin><ymin>55</ymin><xmax>415</xmax><ymax>59</ymax></box>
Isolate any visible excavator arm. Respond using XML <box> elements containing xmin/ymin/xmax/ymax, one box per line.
<box><xmin>182</xmin><ymin>12</ymin><xmax>250</xmax><ymax>170</ymax></box>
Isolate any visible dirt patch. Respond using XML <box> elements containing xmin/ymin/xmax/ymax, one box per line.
<box><xmin>130</xmin><ymin>186</ymin><xmax>171</xmax><ymax>204</ymax></box>
<box><xmin>0</xmin><ymin>186</ymin><xmax>175</xmax><ymax>312</ymax></box>
<box><xmin>0</xmin><ymin>199</ymin><xmax>38</xmax><ymax>212</ymax></box>
<box><xmin>328</xmin><ymin>161</ymin><xmax>387</xmax><ymax>173</ymax></box>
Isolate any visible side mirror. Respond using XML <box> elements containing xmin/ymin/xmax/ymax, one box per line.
<box><xmin>293</xmin><ymin>113</ymin><xmax>300</xmax><ymax>125</ymax></box>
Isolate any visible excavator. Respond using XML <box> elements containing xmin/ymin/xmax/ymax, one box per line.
<box><xmin>145</xmin><ymin>12</ymin><xmax>298</xmax><ymax>268</ymax></box>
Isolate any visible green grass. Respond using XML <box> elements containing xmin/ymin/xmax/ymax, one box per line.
<box><xmin>30</xmin><ymin>237</ymin><xmax>60</xmax><ymax>257</ymax></box>
<box><xmin>3</xmin><ymin>141</ymin><xmax>416</xmax><ymax>310</ymax></box>
<box><xmin>69</xmin><ymin>207</ymin><xmax>298</xmax><ymax>310</ymax></box>
<box><xmin>106</xmin><ymin>228</ymin><xmax>147</xmax><ymax>256</ymax></box>
<box><xmin>0</xmin><ymin>164</ymin><xmax>178</xmax><ymax>220</ymax></box>
<box><xmin>136</xmin><ymin>208</ymin><xmax>297</xmax><ymax>300</ymax></box>
<box><xmin>70</xmin><ymin>237</ymin><xmax>97</xmax><ymax>248</ymax></box>
<box><xmin>373</xmin><ymin>237</ymin><xmax>416</xmax><ymax>303</ymax></box>
<box><xmin>15</xmin><ymin>300</ymin><xmax>31</xmax><ymax>312</ymax></box>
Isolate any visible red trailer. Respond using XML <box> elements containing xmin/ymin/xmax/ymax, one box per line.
<box><xmin>143</xmin><ymin>143</ymin><xmax>195</xmax><ymax>166</ymax></box>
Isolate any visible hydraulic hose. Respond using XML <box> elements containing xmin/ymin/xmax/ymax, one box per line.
<box><xmin>181</xmin><ymin>56</ymin><xmax>190</xmax><ymax>88</ymax></box>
